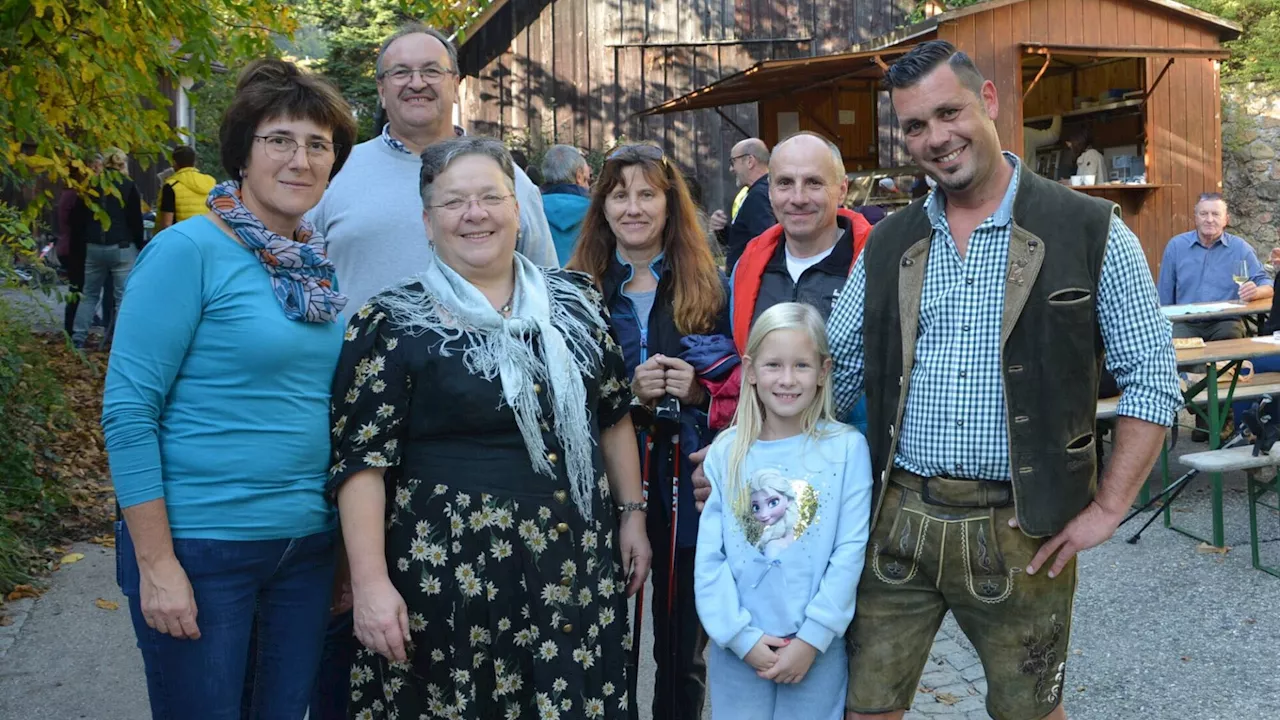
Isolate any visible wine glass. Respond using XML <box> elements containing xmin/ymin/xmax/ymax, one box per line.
<box><xmin>1234</xmin><ymin>259</ymin><xmax>1251</xmax><ymax>303</ymax></box>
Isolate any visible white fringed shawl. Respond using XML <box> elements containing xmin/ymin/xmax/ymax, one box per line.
<box><xmin>377</xmin><ymin>253</ymin><xmax>605</xmax><ymax>520</ymax></box>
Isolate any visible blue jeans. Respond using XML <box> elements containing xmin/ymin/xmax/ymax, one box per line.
<box><xmin>310</xmin><ymin>611</ymin><xmax>358</xmax><ymax>719</ymax></box>
<box><xmin>73</xmin><ymin>242</ymin><xmax>134</xmax><ymax>344</ymax></box>
<box><xmin>117</xmin><ymin>521</ymin><xmax>336</xmax><ymax>720</ymax></box>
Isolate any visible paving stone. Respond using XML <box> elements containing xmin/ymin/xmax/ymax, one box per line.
<box><xmin>959</xmin><ymin>661</ymin><xmax>987</xmax><ymax>683</ymax></box>
<box><xmin>945</xmin><ymin>651</ymin><xmax>982</xmax><ymax>672</ymax></box>
<box><xmin>930</xmin><ymin>638</ymin><xmax>964</xmax><ymax>657</ymax></box>
<box><xmin>952</xmin><ymin>696</ymin><xmax>988</xmax><ymax>713</ymax></box>
<box><xmin>933</xmin><ymin>682</ymin><xmax>973</xmax><ymax>698</ymax></box>
<box><xmin>919</xmin><ymin>668</ymin><xmax>956</xmax><ymax>689</ymax></box>
<box><xmin>973</xmin><ymin>679</ymin><xmax>988</xmax><ymax>695</ymax></box>
<box><xmin>965</xmin><ymin>711</ymin><xmax>991</xmax><ymax>720</ymax></box>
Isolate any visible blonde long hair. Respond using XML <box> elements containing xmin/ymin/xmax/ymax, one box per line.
<box><xmin>723</xmin><ymin>302</ymin><xmax>839</xmax><ymax>505</ymax></box>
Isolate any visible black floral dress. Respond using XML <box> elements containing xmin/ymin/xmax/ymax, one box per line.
<box><xmin>328</xmin><ymin>270</ymin><xmax>635</xmax><ymax>720</ymax></box>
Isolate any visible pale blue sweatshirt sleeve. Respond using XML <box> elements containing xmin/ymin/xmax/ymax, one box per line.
<box><xmin>102</xmin><ymin>231</ymin><xmax>204</xmax><ymax>508</ymax></box>
<box><xmin>795</xmin><ymin>431</ymin><xmax>874</xmax><ymax>653</ymax></box>
<box><xmin>694</xmin><ymin>440</ymin><xmax>765</xmax><ymax>659</ymax></box>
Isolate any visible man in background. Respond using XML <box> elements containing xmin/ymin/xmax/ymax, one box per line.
<box><xmin>717</xmin><ymin>137</ymin><xmax>776</xmax><ymax>272</ymax></box>
<box><xmin>540</xmin><ymin>144</ymin><xmax>592</xmax><ymax>265</ymax></box>
<box><xmin>155</xmin><ymin>145</ymin><xmax>215</xmax><ymax>231</ymax></box>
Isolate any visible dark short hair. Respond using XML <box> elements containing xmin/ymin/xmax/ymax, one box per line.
<box><xmin>171</xmin><ymin>145</ymin><xmax>196</xmax><ymax>169</ymax></box>
<box><xmin>219</xmin><ymin>58</ymin><xmax>357</xmax><ymax>181</ymax></box>
<box><xmin>418</xmin><ymin>136</ymin><xmax>516</xmax><ymax>208</ymax></box>
<box><xmin>885</xmin><ymin>40</ymin><xmax>985</xmax><ymax>98</ymax></box>
<box><xmin>376</xmin><ymin>23</ymin><xmax>458</xmax><ymax>78</ymax></box>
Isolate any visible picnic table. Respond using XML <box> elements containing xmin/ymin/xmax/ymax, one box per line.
<box><xmin>1162</xmin><ymin>298</ymin><xmax>1271</xmax><ymax>332</ymax></box>
<box><xmin>1169</xmin><ymin>338</ymin><xmax>1280</xmax><ymax>547</ymax></box>
<box><xmin>1096</xmin><ymin>337</ymin><xmax>1280</xmax><ymax>548</ymax></box>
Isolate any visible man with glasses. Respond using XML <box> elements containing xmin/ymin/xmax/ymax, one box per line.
<box><xmin>308</xmin><ymin>22</ymin><xmax>556</xmax><ymax>313</ymax></box>
<box><xmin>721</xmin><ymin>138</ymin><xmax>776</xmax><ymax>272</ymax></box>
<box><xmin>307</xmin><ymin>23</ymin><xmax>555</xmax><ymax>720</ymax></box>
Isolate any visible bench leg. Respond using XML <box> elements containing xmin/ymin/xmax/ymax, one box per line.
<box><xmin>1250</xmin><ymin>471</ymin><xmax>1280</xmax><ymax>578</ymax></box>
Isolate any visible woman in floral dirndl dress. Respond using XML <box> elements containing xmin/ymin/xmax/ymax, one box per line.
<box><xmin>327</xmin><ymin>137</ymin><xmax>652</xmax><ymax>720</ymax></box>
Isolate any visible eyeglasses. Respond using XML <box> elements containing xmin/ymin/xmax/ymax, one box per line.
<box><xmin>427</xmin><ymin>193</ymin><xmax>515</xmax><ymax>213</ymax></box>
<box><xmin>254</xmin><ymin>135</ymin><xmax>340</xmax><ymax>162</ymax></box>
<box><xmin>729</xmin><ymin>154</ymin><xmax>750</xmax><ymax>164</ymax></box>
<box><xmin>379</xmin><ymin>65</ymin><xmax>456</xmax><ymax>84</ymax></box>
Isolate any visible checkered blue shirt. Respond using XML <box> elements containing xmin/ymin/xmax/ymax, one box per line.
<box><xmin>829</xmin><ymin>154</ymin><xmax>1181</xmax><ymax>481</ymax></box>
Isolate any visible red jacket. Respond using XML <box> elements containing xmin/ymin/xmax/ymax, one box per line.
<box><xmin>731</xmin><ymin>208</ymin><xmax>872</xmax><ymax>354</ymax></box>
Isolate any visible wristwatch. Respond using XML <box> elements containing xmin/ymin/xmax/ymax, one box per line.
<box><xmin>616</xmin><ymin>501</ymin><xmax>647</xmax><ymax>514</ymax></box>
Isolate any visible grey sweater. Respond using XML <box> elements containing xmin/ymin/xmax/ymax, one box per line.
<box><xmin>308</xmin><ymin>138</ymin><xmax>557</xmax><ymax>311</ymax></box>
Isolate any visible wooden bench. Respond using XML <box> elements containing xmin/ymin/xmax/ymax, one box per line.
<box><xmin>1180</xmin><ymin>445</ymin><xmax>1280</xmax><ymax>578</ymax></box>
<box><xmin>1096</xmin><ymin>371</ymin><xmax>1280</xmax><ymax>421</ymax></box>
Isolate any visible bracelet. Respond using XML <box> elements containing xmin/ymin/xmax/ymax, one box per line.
<box><xmin>616</xmin><ymin>501</ymin><xmax>647</xmax><ymax>515</ymax></box>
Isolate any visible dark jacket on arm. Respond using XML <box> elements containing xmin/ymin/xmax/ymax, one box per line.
<box><xmin>724</xmin><ymin>174</ymin><xmax>776</xmax><ymax>273</ymax></box>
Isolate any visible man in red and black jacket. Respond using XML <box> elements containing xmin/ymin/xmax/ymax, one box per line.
<box><xmin>730</xmin><ymin>131</ymin><xmax>872</xmax><ymax>353</ymax></box>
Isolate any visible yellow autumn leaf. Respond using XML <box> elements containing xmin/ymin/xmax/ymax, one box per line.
<box><xmin>94</xmin><ymin>598</ymin><xmax>119</xmax><ymax>611</ymax></box>
<box><xmin>60</xmin><ymin>552</ymin><xmax>85</xmax><ymax>565</ymax></box>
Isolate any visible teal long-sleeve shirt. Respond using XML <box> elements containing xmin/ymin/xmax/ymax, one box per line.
<box><xmin>102</xmin><ymin>216</ymin><xmax>342</xmax><ymax>540</ymax></box>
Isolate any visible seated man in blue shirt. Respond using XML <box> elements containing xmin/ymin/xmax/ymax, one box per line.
<box><xmin>1158</xmin><ymin>192</ymin><xmax>1273</xmax><ymax>341</ymax></box>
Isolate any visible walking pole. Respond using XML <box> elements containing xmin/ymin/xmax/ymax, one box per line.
<box><xmin>667</xmin><ymin>431</ymin><xmax>681</xmax><ymax>720</ymax></box>
<box><xmin>628</xmin><ymin>435</ymin><xmax>653</xmax><ymax>718</ymax></box>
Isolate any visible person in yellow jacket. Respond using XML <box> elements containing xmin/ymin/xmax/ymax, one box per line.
<box><xmin>156</xmin><ymin>146</ymin><xmax>215</xmax><ymax>230</ymax></box>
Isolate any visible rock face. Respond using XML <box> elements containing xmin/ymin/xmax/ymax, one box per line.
<box><xmin>1223</xmin><ymin>85</ymin><xmax>1280</xmax><ymax>249</ymax></box>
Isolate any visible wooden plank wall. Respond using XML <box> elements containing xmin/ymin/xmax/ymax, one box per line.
<box><xmin>937</xmin><ymin>0</ymin><xmax>1224</xmax><ymax>275</ymax></box>
<box><xmin>458</xmin><ymin>0</ymin><xmax>912</xmax><ymax>213</ymax></box>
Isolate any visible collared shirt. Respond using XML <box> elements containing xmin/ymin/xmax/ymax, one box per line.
<box><xmin>828</xmin><ymin>153</ymin><xmax>1181</xmax><ymax>481</ymax></box>
<box><xmin>377</xmin><ymin>123</ymin><xmax>559</xmax><ymax>267</ymax></box>
<box><xmin>1157</xmin><ymin>230</ymin><xmax>1271</xmax><ymax>305</ymax></box>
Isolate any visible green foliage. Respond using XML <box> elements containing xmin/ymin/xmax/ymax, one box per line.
<box><xmin>1183</xmin><ymin>0</ymin><xmax>1280</xmax><ymax>87</ymax></box>
<box><xmin>906</xmin><ymin>0</ymin><xmax>985</xmax><ymax>24</ymax></box>
<box><xmin>0</xmin><ymin>303</ymin><xmax>71</xmax><ymax>591</ymax></box>
<box><xmin>190</xmin><ymin>68</ymin><xmax>240</xmax><ymax>182</ymax></box>
<box><xmin>0</xmin><ymin>0</ymin><xmax>298</xmax><ymax>271</ymax></box>
<box><xmin>300</xmin><ymin>0</ymin><xmax>494</xmax><ymax>140</ymax></box>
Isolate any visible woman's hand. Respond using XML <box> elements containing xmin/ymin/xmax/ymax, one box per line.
<box><xmin>138</xmin><ymin>555</ymin><xmax>201</xmax><ymax>640</ymax></box>
<box><xmin>657</xmin><ymin>356</ymin><xmax>705</xmax><ymax>405</ymax></box>
<box><xmin>759</xmin><ymin>638</ymin><xmax>817</xmax><ymax>683</ymax></box>
<box><xmin>631</xmin><ymin>356</ymin><xmax>667</xmax><ymax>404</ymax></box>
<box><xmin>618</xmin><ymin>511</ymin><xmax>652</xmax><ymax>597</ymax></box>
<box><xmin>352</xmin><ymin>574</ymin><xmax>410</xmax><ymax>663</ymax></box>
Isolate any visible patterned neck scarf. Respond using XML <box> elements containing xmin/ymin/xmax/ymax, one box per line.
<box><xmin>206</xmin><ymin>181</ymin><xmax>347</xmax><ymax>323</ymax></box>
<box><xmin>380</xmin><ymin>123</ymin><xmax>466</xmax><ymax>155</ymax></box>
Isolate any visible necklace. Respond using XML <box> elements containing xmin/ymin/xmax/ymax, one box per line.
<box><xmin>498</xmin><ymin>287</ymin><xmax>515</xmax><ymax>318</ymax></box>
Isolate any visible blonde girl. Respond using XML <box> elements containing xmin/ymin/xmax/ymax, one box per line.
<box><xmin>694</xmin><ymin>302</ymin><xmax>873</xmax><ymax>719</ymax></box>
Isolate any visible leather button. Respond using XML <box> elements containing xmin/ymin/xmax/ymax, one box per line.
<box><xmin>559</xmin><ymin>577</ymin><xmax>572</xmax><ymax>587</ymax></box>
<box><xmin>554</xmin><ymin>490</ymin><xmax>568</xmax><ymax>503</ymax></box>
<box><xmin>555</xmin><ymin>522</ymin><xmax>570</xmax><ymax>534</ymax></box>
<box><xmin>548</xmin><ymin>452</ymin><xmax>558</xmax><ymax>464</ymax></box>
<box><xmin>562</xmin><ymin>624</ymin><xmax>574</xmax><ymax>634</ymax></box>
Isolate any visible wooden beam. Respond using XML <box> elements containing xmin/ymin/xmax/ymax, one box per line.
<box><xmin>1147</xmin><ymin>57</ymin><xmax>1176</xmax><ymax>99</ymax></box>
<box><xmin>1023</xmin><ymin>43</ymin><xmax>1230</xmax><ymax>60</ymax></box>
<box><xmin>606</xmin><ymin>37</ymin><xmax>813</xmax><ymax>48</ymax></box>
<box><xmin>714</xmin><ymin>107</ymin><xmax>752</xmax><ymax>140</ymax></box>
<box><xmin>1022</xmin><ymin>52</ymin><xmax>1052</xmax><ymax>100</ymax></box>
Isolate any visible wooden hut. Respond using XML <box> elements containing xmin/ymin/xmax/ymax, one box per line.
<box><xmin>641</xmin><ymin>0</ymin><xmax>1241</xmax><ymax>273</ymax></box>
<box><xmin>453</xmin><ymin>0</ymin><xmax>918</xmax><ymax>212</ymax></box>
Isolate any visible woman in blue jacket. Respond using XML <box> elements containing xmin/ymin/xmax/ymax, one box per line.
<box><xmin>569</xmin><ymin>142</ymin><xmax>731</xmax><ymax>720</ymax></box>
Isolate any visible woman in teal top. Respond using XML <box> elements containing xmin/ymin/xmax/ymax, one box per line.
<box><xmin>102</xmin><ymin>59</ymin><xmax>357</xmax><ymax>719</ymax></box>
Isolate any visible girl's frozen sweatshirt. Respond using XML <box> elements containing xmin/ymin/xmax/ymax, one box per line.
<box><xmin>694</xmin><ymin>421</ymin><xmax>873</xmax><ymax>658</ymax></box>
